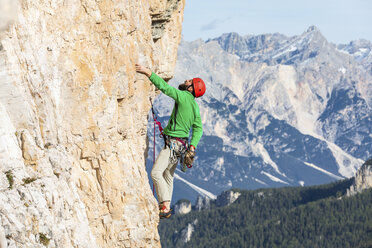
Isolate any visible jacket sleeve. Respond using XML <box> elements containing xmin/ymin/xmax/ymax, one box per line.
<box><xmin>190</xmin><ymin>107</ymin><xmax>203</xmax><ymax>148</ymax></box>
<box><xmin>149</xmin><ymin>72</ymin><xmax>184</xmax><ymax>103</ymax></box>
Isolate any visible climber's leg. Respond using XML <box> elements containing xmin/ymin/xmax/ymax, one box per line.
<box><xmin>163</xmin><ymin>157</ymin><xmax>179</xmax><ymax>207</ymax></box>
<box><xmin>151</xmin><ymin>146</ymin><xmax>171</xmax><ymax>203</ymax></box>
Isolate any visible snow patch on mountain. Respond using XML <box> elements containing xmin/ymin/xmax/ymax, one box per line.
<box><xmin>261</xmin><ymin>171</ymin><xmax>289</xmax><ymax>185</ymax></box>
<box><xmin>300</xmin><ymin>131</ymin><xmax>364</xmax><ymax>178</ymax></box>
<box><xmin>338</xmin><ymin>67</ymin><xmax>346</xmax><ymax>74</ymax></box>
<box><xmin>214</xmin><ymin>119</ymin><xmax>230</xmax><ymax>142</ymax></box>
<box><xmin>253</xmin><ymin>177</ymin><xmax>268</xmax><ymax>186</ymax></box>
<box><xmin>326</xmin><ymin>141</ymin><xmax>364</xmax><ymax>178</ymax></box>
<box><xmin>174</xmin><ymin>172</ymin><xmax>217</xmax><ymax>200</ymax></box>
<box><xmin>303</xmin><ymin>162</ymin><xmax>344</xmax><ymax>180</ymax></box>
<box><xmin>251</xmin><ymin>140</ymin><xmax>284</xmax><ymax>177</ymax></box>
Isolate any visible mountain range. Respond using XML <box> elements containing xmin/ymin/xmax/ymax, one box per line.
<box><xmin>146</xmin><ymin>26</ymin><xmax>372</xmax><ymax>204</ymax></box>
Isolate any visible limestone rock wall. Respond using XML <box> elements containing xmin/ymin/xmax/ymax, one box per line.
<box><xmin>0</xmin><ymin>0</ymin><xmax>185</xmax><ymax>247</ymax></box>
<box><xmin>215</xmin><ymin>190</ymin><xmax>241</xmax><ymax>207</ymax></box>
<box><xmin>347</xmin><ymin>158</ymin><xmax>372</xmax><ymax>196</ymax></box>
<box><xmin>174</xmin><ymin>200</ymin><xmax>191</xmax><ymax>215</ymax></box>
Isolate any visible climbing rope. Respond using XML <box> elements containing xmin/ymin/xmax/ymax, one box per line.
<box><xmin>150</xmin><ymin>98</ymin><xmax>165</xmax><ymax>196</ymax></box>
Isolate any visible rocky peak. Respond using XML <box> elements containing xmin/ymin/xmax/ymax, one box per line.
<box><xmin>208</xmin><ymin>26</ymin><xmax>332</xmax><ymax>65</ymax></box>
<box><xmin>172</xmin><ymin>219</ymin><xmax>198</xmax><ymax>246</ymax></box>
<box><xmin>195</xmin><ymin>195</ymin><xmax>211</xmax><ymax>211</ymax></box>
<box><xmin>172</xmin><ymin>190</ymin><xmax>241</xmax><ymax>219</ymax></box>
<box><xmin>209</xmin><ymin>32</ymin><xmax>248</xmax><ymax>54</ymax></box>
<box><xmin>301</xmin><ymin>25</ymin><xmax>325</xmax><ymax>43</ymax></box>
<box><xmin>174</xmin><ymin>199</ymin><xmax>192</xmax><ymax>215</ymax></box>
<box><xmin>338</xmin><ymin>39</ymin><xmax>372</xmax><ymax>57</ymax></box>
<box><xmin>305</xmin><ymin>25</ymin><xmax>321</xmax><ymax>34</ymax></box>
<box><xmin>209</xmin><ymin>31</ymin><xmax>286</xmax><ymax>61</ymax></box>
<box><xmin>337</xmin><ymin>39</ymin><xmax>372</xmax><ymax>72</ymax></box>
<box><xmin>215</xmin><ymin>190</ymin><xmax>241</xmax><ymax>207</ymax></box>
<box><xmin>347</xmin><ymin>158</ymin><xmax>372</xmax><ymax>196</ymax></box>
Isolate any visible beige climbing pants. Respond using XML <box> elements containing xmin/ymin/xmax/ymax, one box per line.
<box><xmin>151</xmin><ymin>138</ymin><xmax>185</xmax><ymax>203</ymax></box>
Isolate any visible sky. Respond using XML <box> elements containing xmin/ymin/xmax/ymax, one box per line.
<box><xmin>182</xmin><ymin>0</ymin><xmax>372</xmax><ymax>44</ymax></box>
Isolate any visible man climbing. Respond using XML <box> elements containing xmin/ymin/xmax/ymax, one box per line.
<box><xmin>135</xmin><ymin>64</ymin><xmax>205</xmax><ymax>219</ymax></box>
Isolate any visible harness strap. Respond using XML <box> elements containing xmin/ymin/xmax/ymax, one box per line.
<box><xmin>174</xmin><ymin>137</ymin><xmax>188</xmax><ymax>149</ymax></box>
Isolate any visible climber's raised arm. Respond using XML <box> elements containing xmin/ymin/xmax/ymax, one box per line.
<box><xmin>135</xmin><ymin>64</ymin><xmax>152</xmax><ymax>78</ymax></box>
<box><xmin>135</xmin><ymin>63</ymin><xmax>185</xmax><ymax>103</ymax></box>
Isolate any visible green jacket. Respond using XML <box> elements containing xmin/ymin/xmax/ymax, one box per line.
<box><xmin>149</xmin><ymin>72</ymin><xmax>203</xmax><ymax>148</ymax></box>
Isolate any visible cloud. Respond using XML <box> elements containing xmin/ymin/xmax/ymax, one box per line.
<box><xmin>201</xmin><ymin>18</ymin><xmax>229</xmax><ymax>31</ymax></box>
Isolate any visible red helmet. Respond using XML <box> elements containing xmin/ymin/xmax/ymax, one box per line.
<box><xmin>192</xmin><ymin>78</ymin><xmax>206</xmax><ymax>98</ymax></box>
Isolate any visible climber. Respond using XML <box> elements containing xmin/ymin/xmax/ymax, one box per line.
<box><xmin>135</xmin><ymin>64</ymin><xmax>205</xmax><ymax>219</ymax></box>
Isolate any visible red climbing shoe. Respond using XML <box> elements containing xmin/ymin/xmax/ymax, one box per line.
<box><xmin>159</xmin><ymin>205</ymin><xmax>172</xmax><ymax>219</ymax></box>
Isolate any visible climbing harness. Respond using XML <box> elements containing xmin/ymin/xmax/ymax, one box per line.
<box><xmin>165</xmin><ymin>136</ymin><xmax>190</xmax><ymax>172</ymax></box>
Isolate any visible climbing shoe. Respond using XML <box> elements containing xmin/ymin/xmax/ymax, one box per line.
<box><xmin>159</xmin><ymin>206</ymin><xmax>172</xmax><ymax>219</ymax></box>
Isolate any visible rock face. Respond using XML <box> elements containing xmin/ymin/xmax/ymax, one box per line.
<box><xmin>194</xmin><ymin>195</ymin><xmax>211</xmax><ymax>211</ymax></box>
<box><xmin>0</xmin><ymin>0</ymin><xmax>184</xmax><ymax>247</ymax></box>
<box><xmin>348</xmin><ymin>158</ymin><xmax>372</xmax><ymax>196</ymax></box>
<box><xmin>173</xmin><ymin>219</ymin><xmax>198</xmax><ymax>246</ymax></box>
<box><xmin>215</xmin><ymin>190</ymin><xmax>241</xmax><ymax>207</ymax></box>
<box><xmin>174</xmin><ymin>199</ymin><xmax>192</xmax><ymax>215</ymax></box>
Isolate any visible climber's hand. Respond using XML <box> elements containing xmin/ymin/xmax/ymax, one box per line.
<box><xmin>184</xmin><ymin>149</ymin><xmax>195</xmax><ymax>166</ymax></box>
<box><xmin>135</xmin><ymin>64</ymin><xmax>152</xmax><ymax>78</ymax></box>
